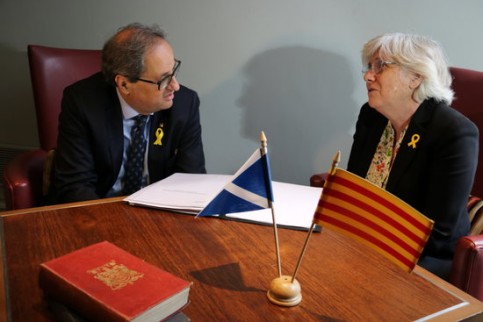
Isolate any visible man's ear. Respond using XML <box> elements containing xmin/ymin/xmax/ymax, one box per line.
<box><xmin>115</xmin><ymin>75</ymin><xmax>129</xmax><ymax>93</ymax></box>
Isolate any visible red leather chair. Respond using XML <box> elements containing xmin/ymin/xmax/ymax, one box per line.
<box><xmin>450</xmin><ymin>67</ymin><xmax>483</xmax><ymax>197</ymax></box>
<box><xmin>2</xmin><ymin>45</ymin><xmax>101</xmax><ymax>210</ymax></box>
<box><xmin>449</xmin><ymin>236</ymin><xmax>483</xmax><ymax>301</ymax></box>
<box><xmin>310</xmin><ymin>67</ymin><xmax>483</xmax><ymax>301</ymax></box>
<box><xmin>447</xmin><ymin>69</ymin><xmax>483</xmax><ymax>301</ymax></box>
<box><xmin>448</xmin><ymin>197</ymin><xmax>483</xmax><ymax>301</ymax></box>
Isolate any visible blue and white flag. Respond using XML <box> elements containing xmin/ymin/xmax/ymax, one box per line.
<box><xmin>197</xmin><ymin>149</ymin><xmax>274</xmax><ymax>217</ymax></box>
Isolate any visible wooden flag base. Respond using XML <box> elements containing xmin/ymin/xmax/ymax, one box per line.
<box><xmin>266</xmin><ymin>275</ymin><xmax>302</xmax><ymax>307</ymax></box>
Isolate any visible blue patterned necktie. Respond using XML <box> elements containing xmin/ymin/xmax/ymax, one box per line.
<box><xmin>123</xmin><ymin>115</ymin><xmax>149</xmax><ymax>195</ymax></box>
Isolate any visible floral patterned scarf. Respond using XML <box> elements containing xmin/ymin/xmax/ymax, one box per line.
<box><xmin>366</xmin><ymin>120</ymin><xmax>407</xmax><ymax>189</ymax></box>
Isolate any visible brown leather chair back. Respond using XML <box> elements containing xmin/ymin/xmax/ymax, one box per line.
<box><xmin>28</xmin><ymin>45</ymin><xmax>102</xmax><ymax>151</ymax></box>
<box><xmin>450</xmin><ymin>67</ymin><xmax>483</xmax><ymax>197</ymax></box>
<box><xmin>2</xmin><ymin>46</ymin><xmax>101</xmax><ymax>210</ymax></box>
<box><xmin>448</xmin><ymin>235</ymin><xmax>483</xmax><ymax>301</ymax></box>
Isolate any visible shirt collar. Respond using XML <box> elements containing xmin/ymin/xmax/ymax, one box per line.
<box><xmin>116</xmin><ymin>88</ymin><xmax>142</xmax><ymax>120</ymax></box>
<box><xmin>116</xmin><ymin>88</ymin><xmax>153</xmax><ymax>120</ymax></box>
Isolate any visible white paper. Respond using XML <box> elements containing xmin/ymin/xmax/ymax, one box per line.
<box><xmin>124</xmin><ymin>173</ymin><xmax>322</xmax><ymax>230</ymax></box>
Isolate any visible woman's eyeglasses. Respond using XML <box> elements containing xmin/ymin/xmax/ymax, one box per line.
<box><xmin>362</xmin><ymin>59</ymin><xmax>397</xmax><ymax>74</ymax></box>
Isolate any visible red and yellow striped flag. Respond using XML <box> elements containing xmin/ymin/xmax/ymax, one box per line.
<box><xmin>313</xmin><ymin>168</ymin><xmax>434</xmax><ymax>272</ymax></box>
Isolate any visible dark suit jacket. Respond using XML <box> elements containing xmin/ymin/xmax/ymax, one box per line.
<box><xmin>46</xmin><ymin>72</ymin><xmax>206</xmax><ymax>204</ymax></box>
<box><xmin>347</xmin><ymin>99</ymin><xmax>478</xmax><ymax>259</ymax></box>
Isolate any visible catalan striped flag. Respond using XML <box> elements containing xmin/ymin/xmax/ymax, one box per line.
<box><xmin>313</xmin><ymin>168</ymin><xmax>434</xmax><ymax>272</ymax></box>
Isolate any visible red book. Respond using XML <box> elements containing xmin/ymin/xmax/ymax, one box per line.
<box><xmin>39</xmin><ymin>241</ymin><xmax>191</xmax><ymax>322</ymax></box>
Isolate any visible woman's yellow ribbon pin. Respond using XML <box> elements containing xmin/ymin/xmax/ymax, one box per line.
<box><xmin>407</xmin><ymin>134</ymin><xmax>420</xmax><ymax>149</ymax></box>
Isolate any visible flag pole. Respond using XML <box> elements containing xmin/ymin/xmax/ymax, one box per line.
<box><xmin>260</xmin><ymin>131</ymin><xmax>282</xmax><ymax>278</ymax></box>
<box><xmin>265</xmin><ymin>131</ymin><xmax>302</xmax><ymax>307</ymax></box>
<box><xmin>290</xmin><ymin>151</ymin><xmax>340</xmax><ymax>283</ymax></box>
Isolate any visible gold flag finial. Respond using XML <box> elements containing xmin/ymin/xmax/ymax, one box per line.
<box><xmin>260</xmin><ymin>131</ymin><xmax>268</xmax><ymax>155</ymax></box>
<box><xmin>329</xmin><ymin>151</ymin><xmax>341</xmax><ymax>176</ymax></box>
<box><xmin>260</xmin><ymin>131</ymin><xmax>267</xmax><ymax>146</ymax></box>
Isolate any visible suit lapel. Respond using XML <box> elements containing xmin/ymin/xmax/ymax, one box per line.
<box><xmin>148</xmin><ymin>112</ymin><xmax>167</xmax><ymax>148</ymax></box>
<box><xmin>106</xmin><ymin>89</ymin><xmax>124</xmax><ymax>172</ymax></box>
<box><xmin>386</xmin><ymin>100</ymin><xmax>434</xmax><ymax>190</ymax></box>
<box><xmin>147</xmin><ymin>111</ymin><xmax>170</xmax><ymax>179</ymax></box>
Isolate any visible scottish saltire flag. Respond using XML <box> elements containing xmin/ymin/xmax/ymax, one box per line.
<box><xmin>313</xmin><ymin>168</ymin><xmax>434</xmax><ymax>272</ymax></box>
<box><xmin>197</xmin><ymin>149</ymin><xmax>274</xmax><ymax>217</ymax></box>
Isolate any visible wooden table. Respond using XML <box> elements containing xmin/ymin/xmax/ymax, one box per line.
<box><xmin>1</xmin><ymin>198</ymin><xmax>482</xmax><ymax>321</ymax></box>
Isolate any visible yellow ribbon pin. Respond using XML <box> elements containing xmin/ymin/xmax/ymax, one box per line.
<box><xmin>154</xmin><ymin>127</ymin><xmax>164</xmax><ymax>146</ymax></box>
<box><xmin>407</xmin><ymin>134</ymin><xmax>420</xmax><ymax>149</ymax></box>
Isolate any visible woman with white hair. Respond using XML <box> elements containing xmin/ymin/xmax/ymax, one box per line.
<box><xmin>347</xmin><ymin>33</ymin><xmax>479</xmax><ymax>279</ymax></box>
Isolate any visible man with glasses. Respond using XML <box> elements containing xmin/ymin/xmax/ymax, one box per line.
<box><xmin>46</xmin><ymin>23</ymin><xmax>206</xmax><ymax>204</ymax></box>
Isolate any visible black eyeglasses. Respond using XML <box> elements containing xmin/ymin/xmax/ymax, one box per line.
<box><xmin>362</xmin><ymin>59</ymin><xmax>397</xmax><ymax>74</ymax></box>
<box><xmin>136</xmin><ymin>59</ymin><xmax>181</xmax><ymax>90</ymax></box>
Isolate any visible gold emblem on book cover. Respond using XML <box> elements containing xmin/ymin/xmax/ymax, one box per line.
<box><xmin>88</xmin><ymin>260</ymin><xmax>144</xmax><ymax>290</ymax></box>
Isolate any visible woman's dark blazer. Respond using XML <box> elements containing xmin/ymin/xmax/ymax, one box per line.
<box><xmin>347</xmin><ymin>99</ymin><xmax>479</xmax><ymax>259</ymax></box>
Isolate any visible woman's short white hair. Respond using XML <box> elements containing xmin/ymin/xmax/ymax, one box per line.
<box><xmin>362</xmin><ymin>33</ymin><xmax>454</xmax><ymax>104</ymax></box>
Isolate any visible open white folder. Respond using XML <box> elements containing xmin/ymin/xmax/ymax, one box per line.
<box><xmin>124</xmin><ymin>173</ymin><xmax>322</xmax><ymax>231</ymax></box>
